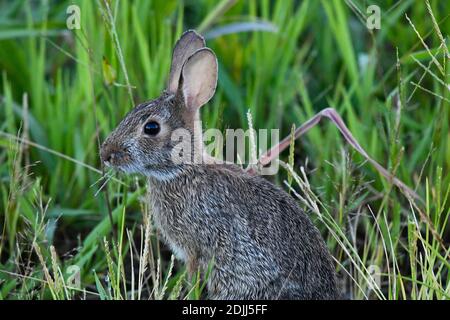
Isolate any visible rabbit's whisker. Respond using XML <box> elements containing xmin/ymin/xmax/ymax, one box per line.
<box><xmin>89</xmin><ymin>170</ymin><xmax>113</xmax><ymax>189</ymax></box>
<box><xmin>94</xmin><ymin>172</ymin><xmax>114</xmax><ymax>197</ymax></box>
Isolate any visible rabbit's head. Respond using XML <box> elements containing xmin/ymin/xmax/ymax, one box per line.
<box><xmin>100</xmin><ymin>30</ymin><xmax>218</xmax><ymax>180</ymax></box>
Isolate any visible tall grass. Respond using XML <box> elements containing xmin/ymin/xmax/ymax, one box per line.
<box><xmin>0</xmin><ymin>0</ymin><xmax>449</xmax><ymax>299</ymax></box>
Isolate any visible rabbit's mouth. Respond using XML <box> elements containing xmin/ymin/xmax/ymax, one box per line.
<box><xmin>101</xmin><ymin>142</ymin><xmax>133</xmax><ymax>167</ymax></box>
<box><xmin>104</xmin><ymin>159</ymin><xmax>141</xmax><ymax>176</ymax></box>
<box><xmin>103</xmin><ymin>153</ymin><xmax>131</xmax><ymax>166</ymax></box>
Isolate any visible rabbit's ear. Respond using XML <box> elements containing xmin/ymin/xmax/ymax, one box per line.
<box><xmin>168</xmin><ymin>30</ymin><xmax>205</xmax><ymax>93</ymax></box>
<box><xmin>179</xmin><ymin>48</ymin><xmax>218</xmax><ymax>111</ymax></box>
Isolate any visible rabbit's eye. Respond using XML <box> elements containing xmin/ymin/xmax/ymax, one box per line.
<box><xmin>144</xmin><ymin>121</ymin><xmax>160</xmax><ymax>136</ymax></box>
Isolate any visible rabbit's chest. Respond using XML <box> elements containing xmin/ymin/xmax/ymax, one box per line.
<box><xmin>147</xmin><ymin>188</ymin><xmax>199</xmax><ymax>260</ymax></box>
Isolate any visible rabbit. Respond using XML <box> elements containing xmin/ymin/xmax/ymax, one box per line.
<box><xmin>100</xmin><ymin>30</ymin><xmax>339</xmax><ymax>300</ymax></box>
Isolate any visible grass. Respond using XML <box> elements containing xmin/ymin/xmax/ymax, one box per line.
<box><xmin>0</xmin><ymin>0</ymin><xmax>449</xmax><ymax>300</ymax></box>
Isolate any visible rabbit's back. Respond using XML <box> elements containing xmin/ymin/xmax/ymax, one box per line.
<box><xmin>148</xmin><ymin>163</ymin><xmax>339</xmax><ymax>299</ymax></box>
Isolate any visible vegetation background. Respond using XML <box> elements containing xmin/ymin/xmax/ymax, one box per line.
<box><xmin>0</xmin><ymin>0</ymin><xmax>449</xmax><ymax>300</ymax></box>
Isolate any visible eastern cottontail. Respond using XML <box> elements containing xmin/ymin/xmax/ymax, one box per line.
<box><xmin>101</xmin><ymin>30</ymin><xmax>339</xmax><ymax>299</ymax></box>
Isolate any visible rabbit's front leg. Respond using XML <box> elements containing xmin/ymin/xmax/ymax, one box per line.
<box><xmin>186</xmin><ymin>255</ymin><xmax>199</xmax><ymax>276</ymax></box>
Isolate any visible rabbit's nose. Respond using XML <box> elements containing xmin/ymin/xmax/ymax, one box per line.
<box><xmin>101</xmin><ymin>144</ymin><xmax>125</xmax><ymax>165</ymax></box>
